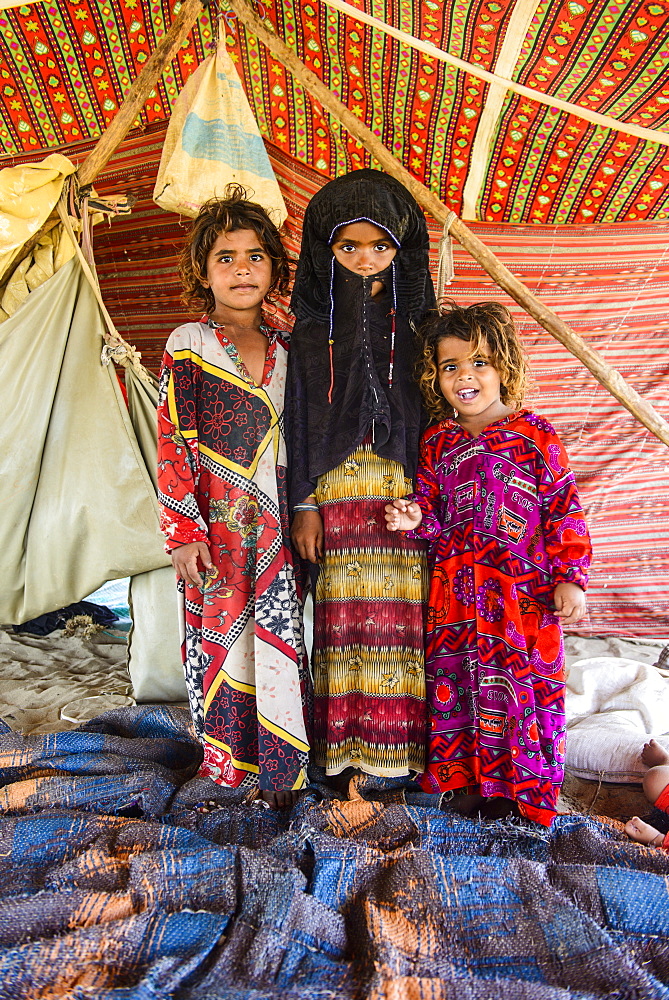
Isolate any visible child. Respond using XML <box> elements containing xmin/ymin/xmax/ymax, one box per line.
<box><xmin>625</xmin><ymin>739</ymin><xmax>669</xmax><ymax>848</ymax></box>
<box><xmin>286</xmin><ymin>169</ymin><xmax>435</xmax><ymax>784</ymax></box>
<box><xmin>156</xmin><ymin>187</ymin><xmax>310</xmax><ymax>809</ymax></box>
<box><xmin>385</xmin><ymin>302</ymin><xmax>592</xmax><ymax>825</ymax></box>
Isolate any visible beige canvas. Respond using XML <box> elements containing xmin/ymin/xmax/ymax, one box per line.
<box><xmin>0</xmin><ymin>257</ymin><xmax>170</xmax><ymax>624</ymax></box>
<box><xmin>127</xmin><ymin>567</ymin><xmax>186</xmax><ymax>703</ymax></box>
<box><xmin>0</xmin><ymin>153</ymin><xmax>76</xmax><ymax>286</ymax></box>
<box><xmin>125</xmin><ymin>365</ymin><xmax>185</xmax><ymax>701</ymax></box>
<box><xmin>125</xmin><ymin>363</ymin><xmax>161</xmax><ymax>490</ymax></box>
<box><xmin>153</xmin><ymin>41</ymin><xmax>286</xmax><ymax>223</ymax></box>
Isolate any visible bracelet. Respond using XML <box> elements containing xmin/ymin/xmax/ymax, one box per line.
<box><xmin>293</xmin><ymin>503</ymin><xmax>319</xmax><ymax>512</ymax></box>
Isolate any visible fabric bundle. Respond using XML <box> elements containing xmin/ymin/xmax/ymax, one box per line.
<box><xmin>154</xmin><ymin>39</ymin><xmax>286</xmax><ymax>223</ymax></box>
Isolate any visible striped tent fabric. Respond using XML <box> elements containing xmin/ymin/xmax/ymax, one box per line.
<box><xmin>5</xmin><ymin>126</ymin><xmax>669</xmax><ymax>635</ymax></box>
<box><xmin>440</xmin><ymin>221</ymin><xmax>669</xmax><ymax>637</ymax></box>
<box><xmin>1</xmin><ymin>1</ymin><xmax>668</xmax><ymax>228</ymax></box>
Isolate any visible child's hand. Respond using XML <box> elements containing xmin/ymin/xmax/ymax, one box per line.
<box><xmin>291</xmin><ymin>510</ymin><xmax>324</xmax><ymax>563</ymax></box>
<box><xmin>553</xmin><ymin>582</ymin><xmax>587</xmax><ymax>626</ymax></box>
<box><xmin>171</xmin><ymin>541</ymin><xmax>213</xmax><ymax>588</ymax></box>
<box><xmin>384</xmin><ymin>498</ymin><xmax>423</xmax><ymax>532</ymax></box>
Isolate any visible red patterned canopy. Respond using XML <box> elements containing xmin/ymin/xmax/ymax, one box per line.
<box><xmin>0</xmin><ymin>0</ymin><xmax>667</xmax><ymax>225</ymax></box>
<box><xmin>1</xmin><ymin>1</ymin><xmax>668</xmax><ymax>636</ymax></box>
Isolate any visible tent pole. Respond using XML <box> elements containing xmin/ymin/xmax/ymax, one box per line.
<box><xmin>77</xmin><ymin>0</ymin><xmax>207</xmax><ymax>187</ymax></box>
<box><xmin>225</xmin><ymin>0</ymin><xmax>669</xmax><ymax>448</ymax></box>
<box><xmin>13</xmin><ymin>0</ymin><xmax>206</xmax><ymax>273</ymax></box>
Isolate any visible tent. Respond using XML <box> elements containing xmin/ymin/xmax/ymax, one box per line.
<box><xmin>1</xmin><ymin>3</ymin><xmax>669</xmax><ymax>997</ymax></box>
<box><xmin>0</xmin><ymin>0</ymin><xmax>667</xmax><ymax>637</ymax></box>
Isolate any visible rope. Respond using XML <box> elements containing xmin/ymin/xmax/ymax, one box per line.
<box><xmin>436</xmin><ymin>210</ymin><xmax>457</xmax><ymax>309</ymax></box>
<box><xmin>57</xmin><ymin>184</ymin><xmax>153</xmax><ymax>384</ymax></box>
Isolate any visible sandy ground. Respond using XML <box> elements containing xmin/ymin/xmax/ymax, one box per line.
<box><xmin>0</xmin><ymin>626</ymin><xmax>134</xmax><ymax>734</ymax></box>
<box><xmin>0</xmin><ymin>624</ymin><xmax>666</xmax><ymax>821</ymax></box>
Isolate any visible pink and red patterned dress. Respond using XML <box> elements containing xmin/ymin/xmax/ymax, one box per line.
<box><xmin>410</xmin><ymin>410</ymin><xmax>591</xmax><ymax>825</ymax></box>
<box><xmin>157</xmin><ymin>320</ymin><xmax>310</xmax><ymax>793</ymax></box>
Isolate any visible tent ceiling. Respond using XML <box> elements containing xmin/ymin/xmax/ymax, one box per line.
<box><xmin>0</xmin><ymin>0</ymin><xmax>667</xmax><ymax>225</ymax></box>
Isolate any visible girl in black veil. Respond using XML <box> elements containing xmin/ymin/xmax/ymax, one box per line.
<box><xmin>286</xmin><ymin>169</ymin><xmax>435</xmax><ymax>783</ymax></box>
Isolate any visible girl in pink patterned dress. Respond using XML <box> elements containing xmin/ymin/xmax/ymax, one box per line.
<box><xmin>157</xmin><ymin>189</ymin><xmax>310</xmax><ymax>809</ymax></box>
<box><xmin>386</xmin><ymin>303</ymin><xmax>591</xmax><ymax>825</ymax></box>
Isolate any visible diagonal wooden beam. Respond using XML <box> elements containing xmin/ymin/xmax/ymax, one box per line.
<box><xmin>225</xmin><ymin>0</ymin><xmax>669</xmax><ymax>448</ymax></box>
<box><xmin>77</xmin><ymin>0</ymin><xmax>206</xmax><ymax>187</ymax></box>
<box><xmin>8</xmin><ymin>0</ymin><xmax>206</xmax><ymax>278</ymax></box>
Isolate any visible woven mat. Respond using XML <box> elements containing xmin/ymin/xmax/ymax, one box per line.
<box><xmin>0</xmin><ymin>705</ymin><xmax>667</xmax><ymax>998</ymax></box>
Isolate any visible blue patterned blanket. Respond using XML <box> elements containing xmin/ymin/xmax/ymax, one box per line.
<box><xmin>0</xmin><ymin>706</ymin><xmax>667</xmax><ymax>999</ymax></box>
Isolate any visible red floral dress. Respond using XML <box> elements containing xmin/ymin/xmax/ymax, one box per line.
<box><xmin>157</xmin><ymin>320</ymin><xmax>310</xmax><ymax>792</ymax></box>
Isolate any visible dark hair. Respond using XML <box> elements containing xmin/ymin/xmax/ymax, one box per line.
<box><xmin>180</xmin><ymin>184</ymin><xmax>290</xmax><ymax>315</ymax></box>
<box><xmin>416</xmin><ymin>301</ymin><xmax>528</xmax><ymax>422</ymax></box>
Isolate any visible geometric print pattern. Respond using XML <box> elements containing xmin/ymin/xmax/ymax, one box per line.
<box><xmin>412</xmin><ymin>410</ymin><xmax>591</xmax><ymax>825</ymax></box>
<box><xmin>1</xmin><ymin>0</ymin><xmax>668</xmax><ymax>228</ymax></box>
<box><xmin>157</xmin><ymin>320</ymin><xmax>311</xmax><ymax>793</ymax></box>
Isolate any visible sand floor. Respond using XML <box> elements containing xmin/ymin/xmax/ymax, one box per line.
<box><xmin>0</xmin><ymin>626</ymin><xmax>134</xmax><ymax>734</ymax></box>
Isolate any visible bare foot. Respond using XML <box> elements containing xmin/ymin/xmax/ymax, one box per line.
<box><xmin>641</xmin><ymin>739</ymin><xmax>669</xmax><ymax>768</ymax></box>
<box><xmin>625</xmin><ymin>816</ymin><xmax>665</xmax><ymax>847</ymax></box>
<box><xmin>259</xmin><ymin>788</ymin><xmax>302</xmax><ymax>810</ymax></box>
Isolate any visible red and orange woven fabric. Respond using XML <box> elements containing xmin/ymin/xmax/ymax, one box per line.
<box><xmin>442</xmin><ymin>220</ymin><xmax>669</xmax><ymax>636</ymax></box>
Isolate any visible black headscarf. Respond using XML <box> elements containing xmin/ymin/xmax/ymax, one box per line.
<box><xmin>286</xmin><ymin>169</ymin><xmax>436</xmax><ymax>509</ymax></box>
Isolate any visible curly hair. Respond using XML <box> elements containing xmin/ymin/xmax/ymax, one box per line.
<box><xmin>416</xmin><ymin>301</ymin><xmax>528</xmax><ymax>422</ymax></box>
<box><xmin>180</xmin><ymin>184</ymin><xmax>291</xmax><ymax>315</ymax></box>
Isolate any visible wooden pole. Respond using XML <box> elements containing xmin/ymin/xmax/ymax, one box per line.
<box><xmin>9</xmin><ymin>0</ymin><xmax>205</xmax><ymax>275</ymax></box>
<box><xmin>225</xmin><ymin>0</ymin><xmax>669</xmax><ymax>448</ymax></box>
<box><xmin>77</xmin><ymin>0</ymin><xmax>206</xmax><ymax>187</ymax></box>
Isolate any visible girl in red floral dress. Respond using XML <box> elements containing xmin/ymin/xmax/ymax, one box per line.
<box><xmin>157</xmin><ymin>188</ymin><xmax>310</xmax><ymax>809</ymax></box>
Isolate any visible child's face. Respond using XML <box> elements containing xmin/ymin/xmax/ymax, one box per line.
<box><xmin>436</xmin><ymin>335</ymin><xmax>507</xmax><ymax>426</ymax></box>
<box><xmin>202</xmin><ymin>228</ymin><xmax>273</xmax><ymax>320</ymax></box>
<box><xmin>330</xmin><ymin>221</ymin><xmax>397</xmax><ymax>277</ymax></box>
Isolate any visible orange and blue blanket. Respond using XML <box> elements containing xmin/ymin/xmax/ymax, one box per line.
<box><xmin>0</xmin><ymin>706</ymin><xmax>667</xmax><ymax>999</ymax></box>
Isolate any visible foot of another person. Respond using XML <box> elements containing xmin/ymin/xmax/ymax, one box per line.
<box><xmin>641</xmin><ymin>739</ymin><xmax>669</xmax><ymax>768</ymax></box>
<box><xmin>259</xmin><ymin>788</ymin><xmax>303</xmax><ymax>810</ymax></box>
<box><xmin>625</xmin><ymin>816</ymin><xmax>665</xmax><ymax>847</ymax></box>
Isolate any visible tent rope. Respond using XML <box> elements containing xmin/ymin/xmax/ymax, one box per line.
<box><xmin>57</xmin><ymin>184</ymin><xmax>153</xmax><ymax>384</ymax></box>
<box><xmin>436</xmin><ymin>211</ymin><xmax>457</xmax><ymax>308</ymax></box>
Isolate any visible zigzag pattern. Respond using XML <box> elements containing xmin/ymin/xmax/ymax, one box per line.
<box><xmin>417</xmin><ymin>412</ymin><xmax>592</xmax><ymax>824</ymax></box>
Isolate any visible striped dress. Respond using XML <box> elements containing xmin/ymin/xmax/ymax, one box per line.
<box><xmin>313</xmin><ymin>439</ymin><xmax>428</xmax><ymax>777</ymax></box>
